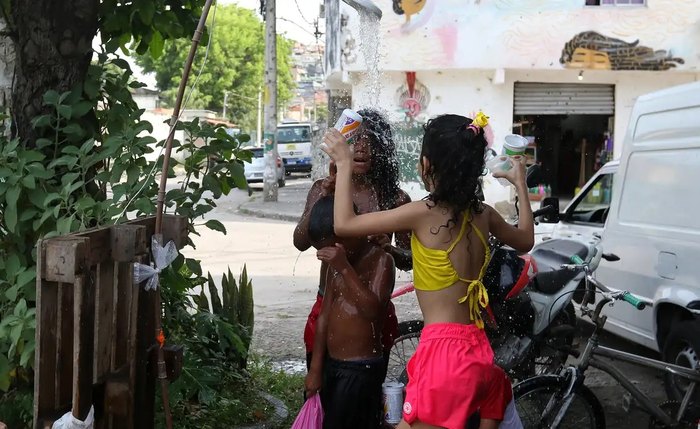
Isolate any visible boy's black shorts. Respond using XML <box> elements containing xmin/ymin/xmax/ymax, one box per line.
<box><xmin>321</xmin><ymin>356</ymin><xmax>385</xmax><ymax>429</ymax></box>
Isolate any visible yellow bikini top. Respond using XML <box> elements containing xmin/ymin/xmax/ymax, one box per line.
<box><xmin>411</xmin><ymin>213</ymin><xmax>491</xmax><ymax>328</ymax></box>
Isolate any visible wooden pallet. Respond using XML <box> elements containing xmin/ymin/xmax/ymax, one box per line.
<box><xmin>33</xmin><ymin>215</ymin><xmax>187</xmax><ymax>429</ymax></box>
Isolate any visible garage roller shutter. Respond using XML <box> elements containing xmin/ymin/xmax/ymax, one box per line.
<box><xmin>514</xmin><ymin>83</ymin><xmax>614</xmax><ymax>115</ymax></box>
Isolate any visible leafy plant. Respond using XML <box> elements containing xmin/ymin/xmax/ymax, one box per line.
<box><xmin>195</xmin><ymin>266</ymin><xmax>254</xmax><ymax>369</ymax></box>
<box><xmin>0</xmin><ymin>53</ymin><xmax>251</xmax><ymax>396</ymax></box>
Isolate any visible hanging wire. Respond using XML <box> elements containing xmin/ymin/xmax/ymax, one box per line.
<box><xmin>293</xmin><ymin>0</ymin><xmax>315</xmax><ymax>26</ymax></box>
<box><xmin>116</xmin><ymin>0</ymin><xmax>219</xmax><ymax>222</ymax></box>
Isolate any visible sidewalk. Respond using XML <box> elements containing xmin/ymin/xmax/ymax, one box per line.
<box><xmin>237</xmin><ymin>178</ymin><xmax>547</xmax><ymax>225</ymax></box>
<box><xmin>237</xmin><ymin>179</ymin><xmax>312</xmax><ymax>223</ymax></box>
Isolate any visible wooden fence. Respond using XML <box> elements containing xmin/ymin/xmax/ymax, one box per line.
<box><xmin>33</xmin><ymin>215</ymin><xmax>188</xmax><ymax>429</ymax></box>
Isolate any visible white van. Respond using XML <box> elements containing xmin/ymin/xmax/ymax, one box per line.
<box><xmin>540</xmin><ymin>81</ymin><xmax>700</xmax><ymax>400</ymax></box>
<box><xmin>277</xmin><ymin>122</ymin><xmax>313</xmax><ymax>174</ymax></box>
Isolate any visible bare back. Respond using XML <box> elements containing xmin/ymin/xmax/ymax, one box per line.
<box><xmin>412</xmin><ymin>202</ymin><xmax>491</xmax><ymax>325</ymax></box>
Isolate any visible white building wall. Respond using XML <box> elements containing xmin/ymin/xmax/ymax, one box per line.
<box><xmin>351</xmin><ymin>68</ymin><xmax>699</xmax><ymax>203</ymax></box>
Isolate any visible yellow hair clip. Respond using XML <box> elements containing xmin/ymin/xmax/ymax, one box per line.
<box><xmin>472</xmin><ymin>111</ymin><xmax>489</xmax><ymax>128</ymax></box>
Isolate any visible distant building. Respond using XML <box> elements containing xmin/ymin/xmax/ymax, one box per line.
<box><xmin>283</xmin><ymin>42</ymin><xmax>328</xmax><ymax>123</ymax></box>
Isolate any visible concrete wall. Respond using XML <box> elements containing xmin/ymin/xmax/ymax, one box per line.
<box><xmin>350</xmin><ymin>68</ymin><xmax>699</xmax><ymax>203</ymax></box>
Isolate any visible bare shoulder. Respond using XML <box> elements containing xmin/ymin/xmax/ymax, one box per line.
<box><xmin>395</xmin><ymin>189</ymin><xmax>412</xmax><ymax>207</ymax></box>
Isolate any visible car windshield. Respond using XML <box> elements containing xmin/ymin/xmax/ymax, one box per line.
<box><xmin>246</xmin><ymin>148</ymin><xmax>263</xmax><ymax>158</ymax></box>
<box><xmin>277</xmin><ymin>126</ymin><xmax>311</xmax><ymax>143</ymax></box>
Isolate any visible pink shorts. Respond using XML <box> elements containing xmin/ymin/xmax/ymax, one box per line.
<box><xmin>402</xmin><ymin>323</ymin><xmax>513</xmax><ymax>429</ymax></box>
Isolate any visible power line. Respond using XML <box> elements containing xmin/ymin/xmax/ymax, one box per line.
<box><xmin>277</xmin><ymin>16</ymin><xmax>315</xmax><ymax>36</ymax></box>
<box><xmin>293</xmin><ymin>0</ymin><xmax>315</xmax><ymax>26</ymax></box>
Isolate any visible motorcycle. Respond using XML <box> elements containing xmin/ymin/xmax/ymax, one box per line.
<box><xmin>387</xmin><ymin>166</ymin><xmax>603</xmax><ymax>382</ymax></box>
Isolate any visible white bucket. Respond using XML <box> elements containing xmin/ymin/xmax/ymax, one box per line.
<box><xmin>383</xmin><ymin>382</ymin><xmax>404</xmax><ymax>424</ymax></box>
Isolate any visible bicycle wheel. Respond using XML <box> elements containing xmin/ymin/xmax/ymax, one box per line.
<box><xmin>385</xmin><ymin>320</ymin><xmax>423</xmax><ymax>384</ymax></box>
<box><xmin>514</xmin><ymin>375</ymin><xmax>606</xmax><ymax>429</ymax></box>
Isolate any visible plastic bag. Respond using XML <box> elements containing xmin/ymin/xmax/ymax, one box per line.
<box><xmin>133</xmin><ymin>235</ymin><xmax>179</xmax><ymax>291</ymax></box>
<box><xmin>291</xmin><ymin>394</ymin><xmax>323</xmax><ymax>429</ymax></box>
<box><xmin>52</xmin><ymin>407</ymin><xmax>94</xmax><ymax>429</ymax></box>
<box><xmin>499</xmin><ymin>398</ymin><xmax>523</xmax><ymax>429</ymax></box>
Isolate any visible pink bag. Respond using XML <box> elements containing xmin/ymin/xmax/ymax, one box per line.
<box><xmin>291</xmin><ymin>394</ymin><xmax>323</xmax><ymax>429</ymax></box>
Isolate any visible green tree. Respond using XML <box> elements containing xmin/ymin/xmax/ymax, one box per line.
<box><xmin>136</xmin><ymin>4</ymin><xmax>295</xmax><ymax>131</ymax></box>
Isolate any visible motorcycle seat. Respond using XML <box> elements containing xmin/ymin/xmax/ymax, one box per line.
<box><xmin>531</xmin><ymin>240</ymin><xmax>590</xmax><ymax>295</ymax></box>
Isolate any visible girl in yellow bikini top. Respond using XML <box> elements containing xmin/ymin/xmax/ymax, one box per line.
<box><xmin>411</xmin><ymin>213</ymin><xmax>491</xmax><ymax>328</ymax></box>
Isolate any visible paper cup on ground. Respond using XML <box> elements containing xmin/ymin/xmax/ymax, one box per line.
<box><xmin>383</xmin><ymin>382</ymin><xmax>404</xmax><ymax>424</ymax></box>
<box><xmin>334</xmin><ymin>109</ymin><xmax>363</xmax><ymax>142</ymax></box>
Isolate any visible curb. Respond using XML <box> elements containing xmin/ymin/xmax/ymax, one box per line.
<box><xmin>237</xmin><ymin>205</ymin><xmax>301</xmax><ymax>223</ymax></box>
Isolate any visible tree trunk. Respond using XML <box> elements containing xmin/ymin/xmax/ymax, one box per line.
<box><xmin>10</xmin><ymin>0</ymin><xmax>99</xmax><ymax>144</ymax></box>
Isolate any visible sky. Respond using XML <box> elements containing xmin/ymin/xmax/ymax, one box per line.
<box><xmin>126</xmin><ymin>0</ymin><xmax>323</xmax><ymax>89</ymax></box>
<box><xmin>226</xmin><ymin>0</ymin><xmax>323</xmax><ymax>45</ymax></box>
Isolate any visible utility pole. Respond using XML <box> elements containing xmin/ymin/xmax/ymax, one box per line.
<box><xmin>222</xmin><ymin>91</ymin><xmax>229</xmax><ymax>119</ymax></box>
<box><xmin>257</xmin><ymin>86</ymin><xmax>263</xmax><ymax>146</ymax></box>
<box><xmin>262</xmin><ymin>0</ymin><xmax>278</xmax><ymax>201</ymax></box>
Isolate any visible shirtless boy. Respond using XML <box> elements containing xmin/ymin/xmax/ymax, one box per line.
<box><xmin>304</xmin><ymin>195</ymin><xmax>395</xmax><ymax>429</ymax></box>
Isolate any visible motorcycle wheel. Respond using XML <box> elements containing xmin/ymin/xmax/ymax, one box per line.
<box><xmin>386</xmin><ymin>320</ymin><xmax>423</xmax><ymax>384</ymax></box>
<box><xmin>514</xmin><ymin>375</ymin><xmax>606</xmax><ymax>429</ymax></box>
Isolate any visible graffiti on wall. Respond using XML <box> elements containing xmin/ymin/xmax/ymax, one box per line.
<box><xmin>396</xmin><ymin>72</ymin><xmax>430</xmax><ymax>122</ymax></box>
<box><xmin>394</xmin><ymin>124</ymin><xmax>424</xmax><ymax>184</ymax></box>
<box><xmin>354</xmin><ymin>0</ymin><xmax>700</xmax><ymax>71</ymax></box>
<box><xmin>561</xmin><ymin>31</ymin><xmax>685</xmax><ymax>71</ymax></box>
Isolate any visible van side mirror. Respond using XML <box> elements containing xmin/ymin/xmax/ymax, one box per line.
<box><xmin>539</xmin><ymin>197</ymin><xmax>560</xmax><ymax>224</ymax></box>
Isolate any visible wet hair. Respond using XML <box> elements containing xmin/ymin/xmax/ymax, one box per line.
<box><xmin>420</xmin><ymin>114</ymin><xmax>486</xmax><ymax>222</ymax></box>
<box><xmin>309</xmin><ymin>195</ymin><xmax>336</xmax><ymax>246</ymax></box>
<box><xmin>357</xmin><ymin>108</ymin><xmax>402</xmax><ymax>211</ymax></box>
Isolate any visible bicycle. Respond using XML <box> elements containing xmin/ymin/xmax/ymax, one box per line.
<box><xmin>513</xmin><ymin>249</ymin><xmax>700</xmax><ymax>428</ymax></box>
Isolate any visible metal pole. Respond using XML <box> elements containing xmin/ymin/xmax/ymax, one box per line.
<box><xmin>257</xmin><ymin>86</ymin><xmax>262</xmax><ymax>146</ymax></box>
<box><xmin>262</xmin><ymin>0</ymin><xmax>278</xmax><ymax>201</ymax></box>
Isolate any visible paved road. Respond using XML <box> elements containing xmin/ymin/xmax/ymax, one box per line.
<box><xmin>186</xmin><ymin>174</ymin><xmax>671</xmax><ymax>428</ymax></box>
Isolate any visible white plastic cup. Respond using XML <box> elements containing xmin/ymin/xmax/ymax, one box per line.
<box><xmin>485</xmin><ymin>154</ymin><xmax>513</xmax><ymax>187</ymax></box>
<box><xmin>383</xmin><ymin>382</ymin><xmax>404</xmax><ymax>424</ymax></box>
<box><xmin>334</xmin><ymin>109</ymin><xmax>363</xmax><ymax>142</ymax></box>
<box><xmin>503</xmin><ymin>134</ymin><xmax>529</xmax><ymax>156</ymax></box>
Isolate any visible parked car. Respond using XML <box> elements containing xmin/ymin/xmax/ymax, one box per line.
<box><xmin>243</xmin><ymin>147</ymin><xmax>285</xmax><ymax>188</ymax></box>
<box><xmin>539</xmin><ymin>81</ymin><xmax>700</xmax><ymax>401</ymax></box>
<box><xmin>277</xmin><ymin>122</ymin><xmax>313</xmax><ymax>174</ymax></box>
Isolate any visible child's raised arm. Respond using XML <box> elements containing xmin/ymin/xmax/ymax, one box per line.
<box><xmin>321</xmin><ymin>129</ymin><xmax>418</xmax><ymax>237</ymax></box>
<box><xmin>489</xmin><ymin>156</ymin><xmax>534</xmax><ymax>253</ymax></box>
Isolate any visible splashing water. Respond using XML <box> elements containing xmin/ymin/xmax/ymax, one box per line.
<box><xmin>291</xmin><ymin>251</ymin><xmax>303</xmax><ymax>288</ymax></box>
<box><xmin>358</xmin><ymin>10</ymin><xmax>382</xmax><ymax>107</ymax></box>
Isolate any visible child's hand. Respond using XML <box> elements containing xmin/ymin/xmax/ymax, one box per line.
<box><xmin>316</xmin><ymin>243</ymin><xmax>349</xmax><ymax>272</ymax></box>
<box><xmin>493</xmin><ymin>155</ymin><xmax>527</xmax><ymax>188</ymax></box>
<box><xmin>304</xmin><ymin>369</ymin><xmax>322</xmax><ymax>398</ymax></box>
<box><xmin>321</xmin><ymin>129</ymin><xmax>353</xmax><ymax>166</ymax></box>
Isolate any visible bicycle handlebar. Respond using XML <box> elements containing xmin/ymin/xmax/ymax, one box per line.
<box><xmin>621</xmin><ymin>291</ymin><xmax>646</xmax><ymax>310</ymax></box>
<box><xmin>562</xmin><ymin>257</ymin><xmax>650</xmax><ymax>312</ymax></box>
